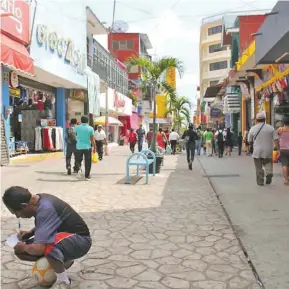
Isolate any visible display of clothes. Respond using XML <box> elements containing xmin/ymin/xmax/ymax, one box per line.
<box><xmin>35</xmin><ymin>127</ymin><xmax>64</xmax><ymax>152</ymax></box>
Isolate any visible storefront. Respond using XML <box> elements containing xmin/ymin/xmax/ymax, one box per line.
<box><xmin>99</xmin><ymin>88</ymin><xmax>132</xmax><ymax>143</ymax></box>
<box><xmin>1</xmin><ymin>0</ymin><xmax>35</xmax><ymax>161</ymax></box>
<box><xmin>27</xmin><ymin>1</ymin><xmax>89</xmax><ymax>152</ymax></box>
<box><xmin>255</xmin><ymin>64</ymin><xmax>289</xmax><ymax>128</ymax></box>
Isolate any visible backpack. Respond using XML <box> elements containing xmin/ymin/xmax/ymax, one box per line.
<box><xmin>196</xmin><ymin>130</ymin><xmax>201</xmax><ymax>140</ymax></box>
<box><xmin>217</xmin><ymin>130</ymin><xmax>224</xmax><ymax>142</ymax></box>
<box><xmin>67</xmin><ymin>127</ymin><xmax>76</xmax><ymax>144</ymax></box>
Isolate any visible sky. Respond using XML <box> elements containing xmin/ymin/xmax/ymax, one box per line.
<box><xmin>43</xmin><ymin>0</ymin><xmax>278</xmax><ymax>104</ymax></box>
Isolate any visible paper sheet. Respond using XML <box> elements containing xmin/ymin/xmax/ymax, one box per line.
<box><xmin>6</xmin><ymin>233</ymin><xmax>20</xmax><ymax>247</ymax></box>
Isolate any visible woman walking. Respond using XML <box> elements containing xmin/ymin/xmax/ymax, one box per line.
<box><xmin>276</xmin><ymin>117</ymin><xmax>289</xmax><ymax>185</ymax></box>
<box><xmin>156</xmin><ymin>128</ymin><xmax>166</xmax><ymax>149</ymax></box>
<box><xmin>128</xmin><ymin>128</ymin><xmax>137</xmax><ymax>153</ymax></box>
<box><xmin>204</xmin><ymin>128</ymin><xmax>213</xmax><ymax>157</ymax></box>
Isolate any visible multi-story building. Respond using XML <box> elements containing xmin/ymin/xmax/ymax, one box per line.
<box><xmin>108</xmin><ymin>33</ymin><xmax>152</xmax><ymax>82</ymax></box>
<box><xmin>199</xmin><ymin>18</ymin><xmax>231</xmax><ymax>124</ymax></box>
<box><xmin>108</xmin><ymin>33</ymin><xmax>153</xmax><ymax>131</ymax></box>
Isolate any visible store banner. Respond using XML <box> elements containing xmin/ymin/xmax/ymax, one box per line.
<box><xmin>30</xmin><ymin>1</ymin><xmax>87</xmax><ymax>88</ymax></box>
<box><xmin>166</xmin><ymin>67</ymin><xmax>176</xmax><ymax>90</ymax></box>
<box><xmin>87</xmin><ymin>69</ymin><xmax>100</xmax><ymax>117</ymax></box>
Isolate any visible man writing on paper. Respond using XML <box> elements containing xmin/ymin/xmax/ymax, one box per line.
<box><xmin>3</xmin><ymin>186</ymin><xmax>91</xmax><ymax>289</ymax></box>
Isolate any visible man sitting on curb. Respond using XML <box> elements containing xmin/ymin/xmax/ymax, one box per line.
<box><xmin>3</xmin><ymin>186</ymin><xmax>92</xmax><ymax>289</ymax></box>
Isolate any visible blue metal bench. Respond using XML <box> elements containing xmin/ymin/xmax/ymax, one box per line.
<box><xmin>126</xmin><ymin>150</ymin><xmax>156</xmax><ymax>184</ymax></box>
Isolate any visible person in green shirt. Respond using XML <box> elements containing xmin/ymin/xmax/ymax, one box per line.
<box><xmin>204</xmin><ymin>128</ymin><xmax>213</xmax><ymax>156</ymax></box>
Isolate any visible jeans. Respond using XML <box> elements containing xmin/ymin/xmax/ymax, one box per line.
<box><xmin>195</xmin><ymin>140</ymin><xmax>202</xmax><ymax>155</ymax></box>
<box><xmin>138</xmin><ymin>139</ymin><xmax>144</xmax><ymax>152</ymax></box>
<box><xmin>75</xmin><ymin>149</ymin><xmax>92</xmax><ymax>178</ymax></box>
<box><xmin>253</xmin><ymin>158</ymin><xmax>273</xmax><ymax>185</ymax></box>
<box><xmin>66</xmin><ymin>144</ymin><xmax>77</xmax><ymax>170</ymax></box>
<box><xmin>130</xmin><ymin>142</ymin><xmax>136</xmax><ymax>153</ymax></box>
<box><xmin>95</xmin><ymin>140</ymin><xmax>104</xmax><ymax>159</ymax></box>
<box><xmin>170</xmin><ymin>140</ymin><xmax>177</xmax><ymax>154</ymax></box>
<box><xmin>186</xmin><ymin>141</ymin><xmax>195</xmax><ymax>163</ymax></box>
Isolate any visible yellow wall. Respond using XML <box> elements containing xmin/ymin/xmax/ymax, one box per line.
<box><xmin>149</xmin><ymin>94</ymin><xmax>167</xmax><ymax>118</ymax></box>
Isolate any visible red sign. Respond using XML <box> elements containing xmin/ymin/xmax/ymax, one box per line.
<box><xmin>1</xmin><ymin>0</ymin><xmax>30</xmax><ymax>45</ymax></box>
<box><xmin>114</xmin><ymin>90</ymin><xmax>125</xmax><ymax>108</ymax></box>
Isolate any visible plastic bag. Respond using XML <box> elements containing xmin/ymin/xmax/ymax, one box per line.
<box><xmin>92</xmin><ymin>152</ymin><xmax>99</xmax><ymax>163</ymax></box>
<box><xmin>166</xmin><ymin>145</ymin><xmax>172</xmax><ymax>154</ymax></box>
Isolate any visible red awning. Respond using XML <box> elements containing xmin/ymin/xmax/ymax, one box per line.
<box><xmin>0</xmin><ymin>33</ymin><xmax>34</xmax><ymax>76</ymax></box>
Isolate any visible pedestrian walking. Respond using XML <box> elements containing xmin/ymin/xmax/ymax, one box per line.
<box><xmin>248</xmin><ymin>111</ymin><xmax>278</xmax><ymax>186</ymax></box>
<box><xmin>204</xmin><ymin>128</ymin><xmax>213</xmax><ymax>157</ymax></box>
<box><xmin>66</xmin><ymin>118</ymin><xmax>77</xmax><ymax>175</ymax></box>
<box><xmin>128</xmin><ymin>128</ymin><xmax>137</xmax><ymax>153</ymax></box>
<box><xmin>276</xmin><ymin>116</ymin><xmax>289</xmax><ymax>185</ymax></box>
<box><xmin>74</xmin><ymin>116</ymin><xmax>96</xmax><ymax>181</ymax></box>
<box><xmin>94</xmin><ymin>125</ymin><xmax>107</xmax><ymax>161</ymax></box>
<box><xmin>136</xmin><ymin>124</ymin><xmax>146</xmax><ymax>152</ymax></box>
<box><xmin>3</xmin><ymin>186</ymin><xmax>92</xmax><ymax>289</ymax></box>
<box><xmin>169</xmin><ymin>128</ymin><xmax>179</xmax><ymax>155</ymax></box>
<box><xmin>225</xmin><ymin>128</ymin><xmax>233</xmax><ymax>156</ymax></box>
<box><xmin>237</xmin><ymin>132</ymin><xmax>243</xmax><ymax>156</ymax></box>
<box><xmin>182</xmin><ymin>123</ymin><xmax>198</xmax><ymax>170</ymax></box>
<box><xmin>212</xmin><ymin>129</ymin><xmax>217</xmax><ymax>156</ymax></box>
<box><xmin>195</xmin><ymin>127</ymin><xmax>202</xmax><ymax>156</ymax></box>
<box><xmin>146</xmin><ymin>128</ymin><xmax>154</xmax><ymax>149</ymax></box>
<box><xmin>156</xmin><ymin>128</ymin><xmax>166</xmax><ymax>149</ymax></box>
<box><xmin>215</xmin><ymin>127</ymin><xmax>225</xmax><ymax>158</ymax></box>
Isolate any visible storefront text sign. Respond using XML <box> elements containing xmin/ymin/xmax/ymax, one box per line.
<box><xmin>166</xmin><ymin>67</ymin><xmax>176</xmax><ymax>90</ymax></box>
<box><xmin>114</xmin><ymin>90</ymin><xmax>125</xmax><ymax>109</ymax></box>
<box><xmin>87</xmin><ymin>68</ymin><xmax>100</xmax><ymax>116</ymax></box>
<box><xmin>36</xmin><ymin>24</ymin><xmax>85</xmax><ymax>75</ymax></box>
<box><xmin>0</xmin><ymin>0</ymin><xmax>30</xmax><ymax>44</ymax></box>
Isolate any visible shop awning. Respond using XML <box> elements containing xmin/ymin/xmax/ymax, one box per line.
<box><xmin>203</xmin><ymin>85</ymin><xmax>222</xmax><ymax>98</ymax></box>
<box><xmin>0</xmin><ymin>33</ymin><xmax>34</xmax><ymax>76</ymax></box>
<box><xmin>255</xmin><ymin>1</ymin><xmax>289</xmax><ymax>64</ymax></box>
<box><xmin>94</xmin><ymin>116</ymin><xmax>123</xmax><ymax>126</ymax></box>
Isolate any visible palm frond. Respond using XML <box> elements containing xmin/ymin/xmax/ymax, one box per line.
<box><xmin>155</xmin><ymin>57</ymin><xmax>184</xmax><ymax>78</ymax></box>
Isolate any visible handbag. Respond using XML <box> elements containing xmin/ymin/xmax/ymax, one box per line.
<box><xmin>166</xmin><ymin>145</ymin><xmax>172</xmax><ymax>154</ymax></box>
<box><xmin>249</xmin><ymin>123</ymin><xmax>265</xmax><ymax>154</ymax></box>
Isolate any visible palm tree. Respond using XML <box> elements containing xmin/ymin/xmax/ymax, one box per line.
<box><xmin>166</xmin><ymin>96</ymin><xmax>191</xmax><ymax>133</ymax></box>
<box><xmin>127</xmin><ymin>56</ymin><xmax>184</xmax><ymax>152</ymax></box>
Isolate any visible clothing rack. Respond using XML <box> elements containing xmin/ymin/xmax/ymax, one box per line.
<box><xmin>35</xmin><ymin>126</ymin><xmax>64</xmax><ymax>152</ymax></box>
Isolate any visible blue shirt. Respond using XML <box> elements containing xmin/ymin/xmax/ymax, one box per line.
<box><xmin>75</xmin><ymin>124</ymin><xmax>94</xmax><ymax>150</ymax></box>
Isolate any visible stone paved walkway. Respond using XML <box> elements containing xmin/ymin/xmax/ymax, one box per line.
<box><xmin>1</xmin><ymin>147</ymin><xmax>261</xmax><ymax>289</ymax></box>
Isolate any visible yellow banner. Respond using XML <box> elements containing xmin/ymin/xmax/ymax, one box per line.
<box><xmin>149</xmin><ymin>94</ymin><xmax>167</xmax><ymax>118</ymax></box>
<box><xmin>166</xmin><ymin>68</ymin><xmax>176</xmax><ymax>90</ymax></box>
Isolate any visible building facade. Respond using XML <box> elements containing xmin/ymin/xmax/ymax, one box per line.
<box><xmin>199</xmin><ymin>18</ymin><xmax>231</xmax><ymax>124</ymax></box>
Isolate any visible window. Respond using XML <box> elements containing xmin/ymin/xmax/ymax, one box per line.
<box><xmin>112</xmin><ymin>40</ymin><xmax>134</xmax><ymax>50</ymax></box>
<box><xmin>208</xmin><ymin>25</ymin><xmax>222</xmax><ymax>36</ymax></box>
<box><xmin>209</xmin><ymin>43</ymin><xmax>226</xmax><ymax>53</ymax></box>
<box><xmin>210</xmin><ymin>80</ymin><xmax>219</xmax><ymax>86</ymax></box>
<box><xmin>209</xmin><ymin>61</ymin><xmax>228</xmax><ymax>71</ymax></box>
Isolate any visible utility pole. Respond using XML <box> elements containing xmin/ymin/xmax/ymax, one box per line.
<box><xmin>105</xmin><ymin>0</ymin><xmax>116</xmax><ymax>155</ymax></box>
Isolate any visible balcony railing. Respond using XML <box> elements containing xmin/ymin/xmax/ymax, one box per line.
<box><xmin>87</xmin><ymin>40</ymin><xmax>129</xmax><ymax>96</ymax></box>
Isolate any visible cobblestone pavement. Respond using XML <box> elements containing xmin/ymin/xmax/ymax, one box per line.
<box><xmin>1</xmin><ymin>147</ymin><xmax>261</xmax><ymax>289</ymax></box>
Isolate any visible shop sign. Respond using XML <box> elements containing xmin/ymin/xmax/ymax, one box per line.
<box><xmin>41</xmin><ymin>119</ymin><xmax>56</xmax><ymax>127</ymax></box>
<box><xmin>36</xmin><ymin>24</ymin><xmax>85</xmax><ymax>75</ymax></box>
<box><xmin>87</xmin><ymin>68</ymin><xmax>100</xmax><ymax>116</ymax></box>
<box><xmin>3</xmin><ymin>71</ymin><xmax>9</xmax><ymax>83</ymax></box>
<box><xmin>114</xmin><ymin>90</ymin><xmax>125</xmax><ymax>109</ymax></box>
<box><xmin>166</xmin><ymin>67</ymin><xmax>176</xmax><ymax>90</ymax></box>
<box><xmin>0</xmin><ymin>0</ymin><xmax>30</xmax><ymax>45</ymax></box>
<box><xmin>9</xmin><ymin>71</ymin><xmax>19</xmax><ymax>88</ymax></box>
<box><xmin>9</xmin><ymin>87</ymin><xmax>20</xmax><ymax>97</ymax></box>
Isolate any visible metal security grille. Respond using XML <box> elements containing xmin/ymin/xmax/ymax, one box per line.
<box><xmin>1</xmin><ymin>116</ymin><xmax>9</xmax><ymax>166</ymax></box>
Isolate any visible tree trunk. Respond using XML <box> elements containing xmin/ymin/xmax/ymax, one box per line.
<box><xmin>151</xmin><ymin>87</ymin><xmax>157</xmax><ymax>153</ymax></box>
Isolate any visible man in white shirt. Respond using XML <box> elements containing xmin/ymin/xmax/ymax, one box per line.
<box><xmin>94</xmin><ymin>125</ymin><xmax>107</xmax><ymax>160</ymax></box>
<box><xmin>169</xmin><ymin>129</ymin><xmax>179</xmax><ymax>155</ymax></box>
